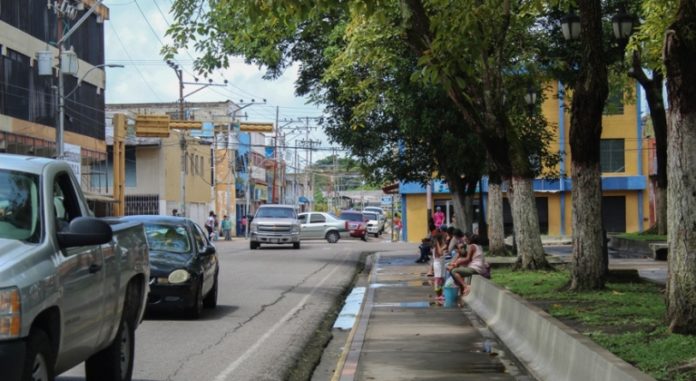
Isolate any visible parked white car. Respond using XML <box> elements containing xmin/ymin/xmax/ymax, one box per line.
<box><xmin>362</xmin><ymin>211</ymin><xmax>385</xmax><ymax>237</ymax></box>
<box><xmin>297</xmin><ymin>212</ymin><xmax>348</xmax><ymax>243</ymax></box>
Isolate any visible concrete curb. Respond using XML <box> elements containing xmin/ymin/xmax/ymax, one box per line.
<box><xmin>464</xmin><ymin>276</ymin><xmax>656</xmax><ymax>381</ymax></box>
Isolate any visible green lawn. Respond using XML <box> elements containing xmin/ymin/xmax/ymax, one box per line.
<box><xmin>491</xmin><ymin>268</ymin><xmax>696</xmax><ymax>381</ymax></box>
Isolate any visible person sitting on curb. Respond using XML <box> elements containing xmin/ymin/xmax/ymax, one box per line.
<box><xmin>448</xmin><ymin>233</ymin><xmax>487</xmax><ymax>297</ymax></box>
<box><xmin>416</xmin><ymin>220</ymin><xmax>437</xmax><ymax>264</ymax></box>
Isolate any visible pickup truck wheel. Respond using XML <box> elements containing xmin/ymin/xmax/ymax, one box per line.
<box><xmin>293</xmin><ymin>242</ymin><xmax>301</xmax><ymax>250</ymax></box>
<box><xmin>250</xmin><ymin>241</ymin><xmax>259</xmax><ymax>250</ymax></box>
<box><xmin>373</xmin><ymin>233</ymin><xmax>379</xmax><ymax>238</ymax></box>
<box><xmin>326</xmin><ymin>231</ymin><xmax>340</xmax><ymax>243</ymax></box>
<box><xmin>85</xmin><ymin>317</ymin><xmax>134</xmax><ymax>381</ymax></box>
<box><xmin>21</xmin><ymin>329</ymin><xmax>54</xmax><ymax>381</ymax></box>
<box><xmin>203</xmin><ymin>274</ymin><xmax>218</xmax><ymax>309</ymax></box>
<box><xmin>187</xmin><ymin>280</ymin><xmax>204</xmax><ymax>319</ymax></box>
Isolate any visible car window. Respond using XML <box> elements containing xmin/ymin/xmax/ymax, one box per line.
<box><xmin>144</xmin><ymin>223</ymin><xmax>192</xmax><ymax>254</ymax></box>
<box><xmin>53</xmin><ymin>172</ymin><xmax>83</xmax><ymax>234</ymax></box>
<box><xmin>339</xmin><ymin>212</ymin><xmax>362</xmax><ymax>222</ymax></box>
<box><xmin>310</xmin><ymin>214</ymin><xmax>326</xmax><ymax>223</ymax></box>
<box><xmin>0</xmin><ymin>169</ymin><xmax>40</xmax><ymax>243</ymax></box>
<box><xmin>297</xmin><ymin>214</ymin><xmax>307</xmax><ymax>223</ymax></box>
<box><xmin>255</xmin><ymin>207</ymin><xmax>296</xmax><ymax>219</ymax></box>
<box><xmin>363</xmin><ymin>213</ymin><xmax>378</xmax><ymax>221</ymax></box>
<box><xmin>192</xmin><ymin>224</ymin><xmax>208</xmax><ymax>252</ymax></box>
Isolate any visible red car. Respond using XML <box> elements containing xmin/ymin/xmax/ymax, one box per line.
<box><xmin>339</xmin><ymin>210</ymin><xmax>368</xmax><ymax>241</ymax></box>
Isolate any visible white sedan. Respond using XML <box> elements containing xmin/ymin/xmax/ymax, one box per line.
<box><xmin>297</xmin><ymin>212</ymin><xmax>349</xmax><ymax>243</ymax></box>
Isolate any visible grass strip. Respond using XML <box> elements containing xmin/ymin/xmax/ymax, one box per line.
<box><xmin>491</xmin><ymin>268</ymin><xmax>696</xmax><ymax>381</ymax></box>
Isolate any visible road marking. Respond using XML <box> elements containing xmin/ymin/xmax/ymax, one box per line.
<box><xmin>213</xmin><ymin>257</ymin><xmax>345</xmax><ymax>381</ymax></box>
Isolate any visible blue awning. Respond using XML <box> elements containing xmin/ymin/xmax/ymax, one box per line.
<box><xmin>298</xmin><ymin>196</ymin><xmax>310</xmax><ymax>204</ymax></box>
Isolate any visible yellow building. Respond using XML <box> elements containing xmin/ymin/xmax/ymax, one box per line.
<box><xmin>106</xmin><ymin>103</ymin><xmax>221</xmax><ymax>225</ymax></box>
<box><xmin>399</xmin><ymin>82</ymin><xmax>650</xmax><ymax>242</ymax></box>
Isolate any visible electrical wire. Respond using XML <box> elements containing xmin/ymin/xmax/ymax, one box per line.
<box><xmin>107</xmin><ymin>22</ymin><xmax>162</xmax><ymax>100</ymax></box>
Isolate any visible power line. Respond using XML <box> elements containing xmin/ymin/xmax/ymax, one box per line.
<box><xmin>107</xmin><ymin>22</ymin><xmax>162</xmax><ymax>100</ymax></box>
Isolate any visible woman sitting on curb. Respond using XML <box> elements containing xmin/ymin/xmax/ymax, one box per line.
<box><xmin>447</xmin><ymin>233</ymin><xmax>487</xmax><ymax>297</ymax></box>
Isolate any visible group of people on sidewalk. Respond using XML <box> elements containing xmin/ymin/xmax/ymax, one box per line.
<box><xmin>416</xmin><ymin>221</ymin><xmax>490</xmax><ymax>299</ymax></box>
<box><xmin>205</xmin><ymin>211</ymin><xmax>233</xmax><ymax>241</ymax></box>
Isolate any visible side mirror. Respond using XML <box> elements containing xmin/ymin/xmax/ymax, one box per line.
<box><xmin>202</xmin><ymin>245</ymin><xmax>216</xmax><ymax>255</ymax></box>
<box><xmin>57</xmin><ymin>217</ymin><xmax>113</xmax><ymax>248</ymax></box>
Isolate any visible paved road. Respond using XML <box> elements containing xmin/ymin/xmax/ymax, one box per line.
<box><xmin>58</xmin><ymin>238</ymin><xmax>403</xmax><ymax>381</ymax></box>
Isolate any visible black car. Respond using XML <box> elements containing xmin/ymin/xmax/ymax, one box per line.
<box><xmin>120</xmin><ymin>215</ymin><xmax>219</xmax><ymax>318</ymax></box>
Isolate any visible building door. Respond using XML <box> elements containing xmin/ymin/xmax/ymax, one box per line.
<box><xmin>536</xmin><ymin>197</ymin><xmax>549</xmax><ymax>235</ymax></box>
<box><xmin>502</xmin><ymin>197</ymin><xmax>548</xmax><ymax>235</ymax></box>
<box><xmin>602</xmin><ymin>196</ymin><xmax>627</xmax><ymax>232</ymax></box>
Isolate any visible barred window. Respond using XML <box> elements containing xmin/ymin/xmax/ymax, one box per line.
<box><xmin>600</xmin><ymin>139</ymin><xmax>625</xmax><ymax>173</ymax></box>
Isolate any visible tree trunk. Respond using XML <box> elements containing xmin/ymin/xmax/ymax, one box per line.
<box><xmin>655</xmin><ymin>185</ymin><xmax>667</xmax><ymax>235</ymax></box>
<box><xmin>570</xmin><ymin>164</ymin><xmax>605</xmax><ymax>290</ymax></box>
<box><xmin>648</xmin><ymin>73</ymin><xmax>669</xmax><ymax>236</ymax></box>
<box><xmin>630</xmin><ymin>53</ymin><xmax>668</xmax><ymax>235</ymax></box>
<box><xmin>568</xmin><ymin>0</ymin><xmax>608</xmax><ymax>291</ymax></box>
<box><xmin>664</xmin><ymin>0</ymin><xmax>696</xmax><ymax>334</ymax></box>
<box><xmin>509</xmin><ymin>177</ymin><xmax>550</xmax><ymax>269</ymax></box>
<box><xmin>487</xmin><ymin>181</ymin><xmax>507</xmax><ymax>256</ymax></box>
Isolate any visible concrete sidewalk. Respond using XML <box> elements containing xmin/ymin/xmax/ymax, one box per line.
<box><xmin>334</xmin><ymin>250</ymin><xmax>532</xmax><ymax>381</ymax></box>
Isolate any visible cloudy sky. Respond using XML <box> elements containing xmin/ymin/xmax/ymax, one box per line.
<box><xmin>103</xmin><ymin>0</ymin><xmax>336</xmax><ymax>159</ymax></box>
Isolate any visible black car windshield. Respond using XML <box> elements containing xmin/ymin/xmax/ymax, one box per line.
<box><xmin>340</xmin><ymin>212</ymin><xmax>362</xmax><ymax>222</ymax></box>
<box><xmin>144</xmin><ymin>224</ymin><xmax>192</xmax><ymax>254</ymax></box>
<box><xmin>0</xmin><ymin>169</ymin><xmax>40</xmax><ymax>243</ymax></box>
<box><xmin>256</xmin><ymin>207</ymin><xmax>295</xmax><ymax>219</ymax></box>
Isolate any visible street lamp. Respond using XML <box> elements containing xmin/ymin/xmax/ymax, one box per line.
<box><xmin>560</xmin><ymin>10</ymin><xmax>581</xmax><ymax>41</ymax></box>
<box><xmin>611</xmin><ymin>6</ymin><xmax>635</xmax><ymax>41</ymax></box>
<box><xmin>524</xmin><ymin>87</ymin><xmax>538</xmax><ymax>107</ymax></box>
<box><xmin>57</xmin><ymin>63</ymin><xmax>124</xmax><ymax>158</ymax></box>
<box><xmin>561</xmin><ymin>7</ymin><xmax>635</xmax><ymax>42</ymax></box>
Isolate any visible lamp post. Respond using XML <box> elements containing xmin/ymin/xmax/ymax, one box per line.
<box><xmin>560</xmin><ymin>6</ymin><xmax>634</xmax><ymax>43</ymax></box>
<box><xmin>524</xmin><ymin>87</ymin><xmax>538</xmax><ymax>111</ymax></box>
<box><xmin>57</xmin><ymin>63</ymin><xmax>123</xmax><ymax>158</ymax></box>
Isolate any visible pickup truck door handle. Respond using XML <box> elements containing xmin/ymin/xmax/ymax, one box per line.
<box><xmin>89</xmin><ymin>264</ymin><xmax>102</xmax><ymax>273</ymax></box>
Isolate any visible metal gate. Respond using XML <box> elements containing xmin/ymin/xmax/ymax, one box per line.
<box><xmin>125</xmin><ymin>194</ymin><xmax>160</xmax><ymax>216</ymax></box>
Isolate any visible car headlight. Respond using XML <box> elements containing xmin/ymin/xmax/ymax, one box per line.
<box><xmin>0</xmin><ymin>287</ymin><xmax>21</xmax><ymax>339</ymax></box>
<box><xmin>250</xmin><ymin>223</ymin><xmax>258</xmax><ymax>233</ymax></box>
<box><xmin>292</xmin><ymin>224</ymin><xmax>300</xmax><ymax>233</ymax></box>
<box><xmin>168</xmin><ymin>269</ymin><xmax>191</xmax><ymax>284</ymax></box>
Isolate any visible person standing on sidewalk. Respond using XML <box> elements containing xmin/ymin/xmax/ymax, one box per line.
<box><xmin>393</xmin><ymin>213</ymin><xmax>402</xmax><ymax>241</ymax></box>
<box><xmin>221</xmin><ymin>215</ymin><xmax>232</xmax><ymax>241</ymax></box>
<box><xmin>433</xmin><ymin>206</ymin><xmax>445</xmax><ymax>229</ymax></box>
<box><xmin>432</xmin><ymin>233</ymin><xmax>447</xmax><ymax>300</ymax></box>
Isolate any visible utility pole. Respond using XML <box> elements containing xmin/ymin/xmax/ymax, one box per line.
<box><xmin>272</xmin><ymin>106</ymin><xmax>280</xmax><ymax>203</ymax></box>
<box><xmin>54</xmin><ymin>0</ymin><xmax>105</xmax><ymax>158</ymax></box>
<box><xmin>168</xmin><ymin>61</ymin><xmax>187</xmax><ymax>216</ymax></box>
<box><xmin>166</xmin><ymin>60</ymin><xmax>227</xmax><ymax>217</ymax></box>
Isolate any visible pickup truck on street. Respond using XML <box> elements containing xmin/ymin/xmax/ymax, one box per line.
<box><xmin>0</xmin><ymin>154</ymin><xmax>150</xmax><ymax>381</ymax></box>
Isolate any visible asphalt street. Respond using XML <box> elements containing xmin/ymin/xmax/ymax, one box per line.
<box><xmin>58</xmin><ymin>237</ymin><xmax>402</xmax><ymax>381</ymax></box>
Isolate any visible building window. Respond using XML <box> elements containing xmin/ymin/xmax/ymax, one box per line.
<box><xmin>603</xmin><ymin>89</ymin><xmax>624</xmax><ymax>115</ymax></box>
<box><xmin>600</xmin><ymin>139</ymin><xmax>625</xmax><ymax>173</ymax></box>
<box><xmin>1</xmin><ymin>49</ymin><xmax>31</xmax><ymax>120</ymax></box>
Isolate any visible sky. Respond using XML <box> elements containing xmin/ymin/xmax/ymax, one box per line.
<box><xmin>103</xmin><ymin>0</ymin><xmax>336</xmax><ymax>160</ymax></box>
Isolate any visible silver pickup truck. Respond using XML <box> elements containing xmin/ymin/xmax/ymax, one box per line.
<box><xmin>249</xmin><ymin>204</ymin><xmax>301</xmax><ymax>250</ymax></box>
<box><xmin>0</xmin><ymin>154</ymin><xmax>149</xmax><ymax>381</ymax></box>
